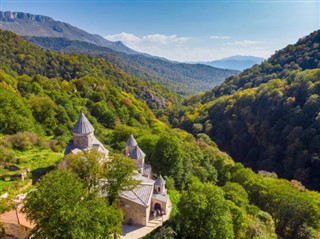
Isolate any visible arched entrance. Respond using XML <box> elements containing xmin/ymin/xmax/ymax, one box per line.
<box><xmin>154</xmin><ymin>203</ymin><xmax>162</xmax><ymax>216</ymax></box>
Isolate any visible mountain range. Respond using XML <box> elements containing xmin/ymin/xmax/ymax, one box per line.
<box><xmin>195</xmin><ymin>55</ymin><xmax>265</xmax><ymax>71</ymax></box>
<box><xmin>0</xmin><ymin>11</ymin><xmax>137</xmax><ymax>55</ymax></box>
<box><xmin>0</xmin><ymin>11</ymin><xmax>320</xmax><ymax>239</ymax></box>
<box><xmin>0</xmin><ymin>30</ymin><xmax>320</xmax><ymax>239</ymax></box>
<box><xmin>0</xmin><ymin>11</ymin><xmax>238</xmax><ymax>95</ymax></box>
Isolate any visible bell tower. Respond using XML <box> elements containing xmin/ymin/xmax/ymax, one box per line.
<box><xmin>72</xmin><ymin>112</ymin><xmax>94</xmax><ymax>149</ymax></box>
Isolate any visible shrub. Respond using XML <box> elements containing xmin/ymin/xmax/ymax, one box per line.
<box><xmin>5</xmin><ymin>132</ymin><xmax>38</xmax><ymax>150</ymax></box>
<box><xmin>0</xmin><ymin>145</ymin><xmax>17</xmax><ymax>165</ymax></box>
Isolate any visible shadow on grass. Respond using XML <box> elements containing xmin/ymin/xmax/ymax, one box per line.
<box><xmin>31</xmin><ymin>166</ymin><xmax>55</xmax><ymax>185</ymax></box>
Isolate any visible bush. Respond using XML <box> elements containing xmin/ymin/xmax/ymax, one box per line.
<box><xmin>45</xmin><ymin>139</ymin><xmax>62</xmax><ymax>152</ymax></box>
<box><xmin>4</xmin><ymin>132</ymin><xmax>38</xmax><ymax>150</ymax></box>
<box><xmin>0</xmin><ymin>145</ymin><xmax>17</xmax><ymax>165</ymax></box>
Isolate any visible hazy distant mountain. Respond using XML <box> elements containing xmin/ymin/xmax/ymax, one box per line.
<box><xmin>1</xmin><ymin>11</ymin><xmax>239</xmax><ymax>94</ymax></box>
<box><xmin>26</xmin><ymin>36</ymin><xmax>239</xmax><ymax>95</ymax></box>
<box><xmin>198</xmin><ymin>55</ymin><xmax>265</xmax><ymax>71</ymax></box>
<box><xmin>0</xmin><ymin>11</ymin><xmax>138</xmax><ymax>55</ymax></box>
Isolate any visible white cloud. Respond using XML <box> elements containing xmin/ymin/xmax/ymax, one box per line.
<box><xmin>105</xmin><ymin>32</ymin><xmax>188</xmax><ymax>45</ymax></box>
<box><xmin>105</xmin><ymin>32</ymin><xmax>141</xmax><ymax>43</ymax></box>
<box><xmin>229</xmin><ymin>40</ymin><xmax>263</xmax><ymax>47</ymax></box>
<box><xmin>143</xmin><ymin>34</ymin><xmax>188</xmax><ymax>44</ymax></box>
<box><xmin>210</xmin><ymin>35</ymin><xmax>231</xmax><ymax>39</ymax></box>
<box><xmin>105</xmin><ymin>32</ymin><xmax>270</xmax><ymax>61</ymax></box>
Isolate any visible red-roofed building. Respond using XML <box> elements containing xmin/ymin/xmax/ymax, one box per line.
<box><xmin>0</xmin><ymin>204</ymin><xmax>34</xmax><ymax>239</ymax></box>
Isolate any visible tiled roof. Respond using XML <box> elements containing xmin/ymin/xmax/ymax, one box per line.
<box><xmin>142</xmin><ymin>164</ymin><xmax>152</xmax><ymax>178</ymax></box>
<box><xmin>126</xmin><ymin>134</ymin><xmax>138</xmax><ymax>147</ymax></box>
<box><xmin>92</xmin><ymin>136</ymin><xmax>109</xmax><ymax>155</ymax></box>
<box><xmin>0</xmin><ymin>204</ymin><xmax>35</xmax><ymax>229</ymax></box>
<box><xmin>155</xmin><ymin>175</ymin><xmax>165</xmax><ymax>187</ymax></box>
<box><xmin>120</xmin><ymin>175</ymin><xmax>155</xmax><ymax>207</ymax></box>
<box><xmin>129</xmin><ymin>146</ymin><xmax>146</xmax><ymax>160</ymax></box>
<box><xmin>72</xmin><ymin>112</ymin><xmax>94</xmax><ymax>134</ymax></box>
<box><xmin>121</xmin><ymin>185</ymin><xmax>153</xmax><ymax>207</ymax></box>
<box><xmin>152</xmin><ymin>192</ymin><xmax>169</xmax><ymax>203</ymax></box>
<box><xmin>134</xmin><ymin>174</ymin><xmax>155</xmax><ymax>184</ymax></box>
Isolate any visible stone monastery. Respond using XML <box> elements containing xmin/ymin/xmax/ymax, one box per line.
<box><xmin>64</xmin><ymin>112</ymin><xmax>171</xmax><ymax>226</ymax></box>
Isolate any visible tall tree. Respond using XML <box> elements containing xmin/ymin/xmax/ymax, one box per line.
<box><xmin>65</xmin><ymin>150</ymin><xmax>138</xmax><ymax>205</ymax></box>
<box><xmin>0</xmin><ymin>87</ymin><xmax>35</xmax><ymax>134</ymax></box>
<box><xmin>23</xmin><ymin>170</ymin><xmax>122</xmax><ymax>239</ymax></box>
<box><xmin>65</xmin><ymin>149</ymin><xmax>106</xmax><ymax>193</ymax></box>
<box><xmin>150</xmin><ymin>134</ymin><xmax>183</xmax><ymax>185</ymax></box>
<box><xmin>104</xmin><ymin>153</ymin><xmax>138</xmax><ymax>205</ymax></box>
<box><xmin>178</xmin><ymin>177</ymin><xmax>234</xmax><ymax>239</ymax></box>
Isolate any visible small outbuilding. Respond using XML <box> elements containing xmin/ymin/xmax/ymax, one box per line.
<box><xmin>0</xmin><ymin>204</ymin><xmax>34</xmax><ymax>239</ymax></box>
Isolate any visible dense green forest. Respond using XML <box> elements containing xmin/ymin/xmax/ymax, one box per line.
<box><xmin>177</xmin><ymin>30</ymin><xmax>320</xmax><ymax>190</ymax></box>
<box><xmin>0</xmin><ymin>30</ymin><xmax>320</xmax><ymax>238</ymax></box>
<box><xmin>0</xmin><ymin>30</ymin><xmax>179</xmax><ymax>114</ymax></box>
<box><xmin>25</xmin><ymin>36</ymin><xmax>238</xmax><ymax>95</ymax></box>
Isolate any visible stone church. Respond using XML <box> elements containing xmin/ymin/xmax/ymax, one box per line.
<box><xmin>64</xmin><ymin>112</ymin><xmax>171</xmax><ymax>226</ymax></box>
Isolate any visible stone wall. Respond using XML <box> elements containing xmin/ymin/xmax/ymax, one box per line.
<box><xmin>119</xmin><ymin>198</ymin><xmax>149</xmax><ymax>226</ymax></box>
<box><xmin>73</xmin><ymin>132</ymin><xmax>93</xmax><ymax>149</ymax></box>
<box><xmin>2</xmin><ymin>223</ymin><xmax>32</xmax><ymax>239</ymax></box>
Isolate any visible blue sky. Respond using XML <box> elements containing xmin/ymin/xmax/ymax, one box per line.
<box><xmin>1</xmin><ymin>0</ymin><xmax>319</xmax><ymax>61</ymax></box>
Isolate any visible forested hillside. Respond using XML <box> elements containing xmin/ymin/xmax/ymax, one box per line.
<box><xmin>204</xmin><ymin>30</ymin><xmax>320</xmax><ymax>101</ymax></box>
<box><xmin>0</xmin><ymin>10</ymin><xmax>239</xmax><ymax>95</ymax></box>
<box><xmin>25</xmin><ymin>36</ymin><xmax>238</xmax><ymax>95</ymax></box>
<box><xmin>1</xmin><ymin>30</ymin><xmax>179</xmax><ymax>113</ymax></box>
<box><xmin>177</xmin><ymin>30</ymin><xmax>320</xmax><ymax>190</ymax></box>
<box><xmin>0</xmin><ymin>30</ymin><xmax>320</xmax><ymax>239</ymax></box>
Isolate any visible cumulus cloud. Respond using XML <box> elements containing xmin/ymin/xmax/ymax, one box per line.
<box><xmin>105</xmin><ymin>32</ymin><xmax>270</xmax><ymax>61</ymax></box>
<box><xmin>105</xmin><ymin>32</ymin><xmax>188</xmax><ymax>45</ymax></box>
<box><xmin>105</xmin><ymin>32</ymin><xmax>141</xmax><ymax>43</ymax></box>
<box><xmin>210</xmin><ymin>35</ymin><xmax>231</xmax><ymax>39</ymax></box>
<box><xmin>143</xmin><ymin>34</ymin><xmax>188</xmax><ymax>44</ymax></box>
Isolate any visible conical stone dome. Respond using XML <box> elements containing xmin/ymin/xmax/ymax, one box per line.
<box><xmin>72</xmin><ymin>112</ymin><xmax>94</xmax><ymax>134</ymax></box>
<box><xmin>126</xmin><ymin>134</ymin><xmax>138</xmax><ymax>147</ymax></box>
<box><xmin>155</xmin><ymin>175</ymin><xmax>165</xmax><ymax>187</ymax></box>
<box><xmin>129</xmin><ymin>146</ymin><xmax>146</xmax><ymax>160</ymax></box>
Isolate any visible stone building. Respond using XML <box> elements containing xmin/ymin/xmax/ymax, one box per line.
<box><xmin>124</xmin><ymin>134</ymin><xmax>152</xmax><ymax>178</ymax></box>
<box><xmin>118</xmin><ymin>134</ymin><xmax>170</xmax><ymax>225</ymax></box>
<box><xmin>65</xmin><ymin>112</ymin><xmax>109</xmax><ymax>157</ymax></box>
<box><xmin>0</xmin><ymin>204</ymin><xmax>34</xmax><ymax>239</ymax></box>
<box><xmin>65</xmin><ymin>112</ymin><xmax>170</xmax><ymax>226</ymax></box>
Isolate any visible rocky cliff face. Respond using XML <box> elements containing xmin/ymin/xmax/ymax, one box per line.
<box><xmin>0</xmin><ymin>11</ymin><xmax>138</xmax><ymax>55</ymax></box>
<box><xmin>0</xmin><ymin>11</ymin><xmax>53</xmax><ymax>22</ymax></box>
<box><xmin>144</xmin><ymin>91</ymin><xmax>167</xmax><ymax>108</ymax></box>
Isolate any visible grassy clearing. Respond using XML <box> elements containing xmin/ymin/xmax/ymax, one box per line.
<box><xmin>0</xmin><ymin>147</ymin><xmax>63</xmax><ymax>195</ymax></box>
<box><xmin>16</xmin><ymin>148</ymin><xmax>63</xmax><ymax>170</ymax></box>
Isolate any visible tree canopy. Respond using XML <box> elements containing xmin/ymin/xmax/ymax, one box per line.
<box><xmin>22</xmin><ymin>170</ymin><xmax>122</xmax><ymax>239</ymax></box>
<box><xmin>178</xmin><ymin>177</ymin><xmax>234</xmax><ymax>239</ymax></box>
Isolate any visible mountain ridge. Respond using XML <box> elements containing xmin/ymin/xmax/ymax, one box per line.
<box><xmin>24</xmin><ymin>35</ymin><xmax>239</xmax><ymax>95</ymax></box>
<box><xmin>177</xmin><ymin>30</ymin><xmax>320</xmax><ymax>190</ymax></box>
<box><xmin>1</xmin><ymin>11</ymin><xmax>239</xmax><ymax>95</ymax></box>
<box><xmin>192</xmin><ymin>55</ymin><xmax>265</xmax><ymax>71</ymax></box>
<box><xmin>0</xmin><ymin>11</ymin><xmax>138</xmax><ymax>55</ymax></box>
<box><xmin>1</xmin><ymin>25</ymin><xmax>320</xmax><ymax>239</ymax></box>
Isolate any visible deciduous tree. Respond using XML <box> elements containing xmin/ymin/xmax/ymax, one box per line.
<box><xmin>23</xmin><ymin>170</ymin><xmax>122</xmax><ymax>239</ymax></box>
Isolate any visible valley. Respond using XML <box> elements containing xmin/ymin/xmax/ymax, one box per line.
<box><xmin>0</xmin><ymin>7</ymin><xmax>319</xmax><ymax>239</ymax></box>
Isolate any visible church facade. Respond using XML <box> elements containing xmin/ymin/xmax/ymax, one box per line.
<box><xmin>65</xmin><ymin>112</ymin><xmax>171</xmax><ymax>226</ymax></box>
